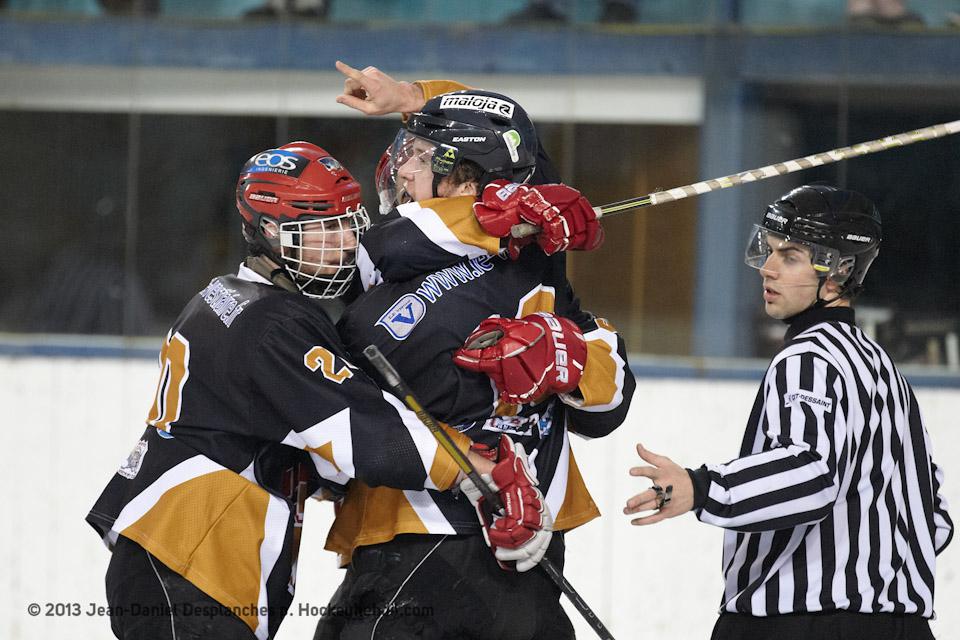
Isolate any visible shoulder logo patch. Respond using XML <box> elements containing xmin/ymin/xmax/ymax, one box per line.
<box><xmin>783</xmin><ymin>391</ymin><xmax>833</xmax><ymax>413</ymax></box>
<box><xmin>376</xmin><ymin>293</ymin><xmax>427</xmax><ymax>340</ymax></box>
<box><xmin>118</xmin><ymin>439</ymin><xmax>149</xmax><ymax>479</ymax></box>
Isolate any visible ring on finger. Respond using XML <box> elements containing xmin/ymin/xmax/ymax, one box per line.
<box><xmin>660</xmin><ymin>485</ymin><xmax>674</xmax><ymax>509</ymax></box>
<box><xmin>651</xmin><ymin>484</ymin><xmax>665</xmax><ymax>509</ymax></box>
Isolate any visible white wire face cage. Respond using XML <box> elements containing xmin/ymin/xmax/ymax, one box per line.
<box><xmin>744</xmin><ymin>224</ymin><xmax>855</xmax><ymax>285</ymax></box>
<box><xmin>278</xmin><ymin>205</ymin><xmax>371</xmax><ymax>299</ymax></box>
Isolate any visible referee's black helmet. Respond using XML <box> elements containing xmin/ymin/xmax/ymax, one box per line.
<box><xmin>760</xmin><ymin>184</ymin><xmax>882</xmax><ymax>293</ymax></box>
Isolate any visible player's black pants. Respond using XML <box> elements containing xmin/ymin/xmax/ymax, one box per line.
<box><xmin>314</xmin><ymin>533</ymin><xmax>574</xmax><ymax>640</ymax></box>
<box><xmin>105</xmin><ymin>535</ymin><xmax>257</xmax><ymax>640</ymax></box>
<box><xmin>712</xmin><ymin>610</ymin><xmax>935</xmax><ymax>640</ymax></box>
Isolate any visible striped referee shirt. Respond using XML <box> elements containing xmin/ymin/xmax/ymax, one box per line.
<box><xmin>688</xmin><ymin>306</ymin><xmax>953</xmax><ymax>618</ymax></box>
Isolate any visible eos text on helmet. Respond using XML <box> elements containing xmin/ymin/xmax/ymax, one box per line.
<box><xmin>236</xmin><ymin>142</ymin><xmax>370</xmax><ymax>299</ymax></box>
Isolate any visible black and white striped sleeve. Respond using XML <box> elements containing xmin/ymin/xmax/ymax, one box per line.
<box><xmin>692</xmin><ymin>350</ymin><xmax>847</xmax><ymax>532</ymax></box>
<box><xmin>931</xmin><ymin>459</ymin><xmax>954</xmax><ymax>554</ymax></box>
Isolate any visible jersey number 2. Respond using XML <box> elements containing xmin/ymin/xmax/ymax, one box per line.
<box><xmin>147</xmin><ymin>332</ymin><xmax>191</xmax><ymax>432</ymax></box>
<box><xmin>304</xmin><ymin>346</ymin><xmax>353</xmax><ymax>384</ymax></box>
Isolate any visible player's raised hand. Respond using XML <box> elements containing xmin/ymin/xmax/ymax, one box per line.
<box><xmin>334</xmin><ymin>60</ymin><xmax>425</xmax><ymax>115</ymax></box>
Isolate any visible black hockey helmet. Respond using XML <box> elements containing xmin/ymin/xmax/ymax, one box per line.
<box><xmin>377</xmin><ymin>90</ymin><xmax>539</xmax><ymax>209</ymax></box>
<box><xmin>745</xmin><ymin>184</ymin><xmax>882</xmax><ymax>296</ymax></box>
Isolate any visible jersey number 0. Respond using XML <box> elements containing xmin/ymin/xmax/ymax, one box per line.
<box><xmin>147</xmin><ymin>331</ymin><xmax>191</xmax><ymax>433</ymax></box>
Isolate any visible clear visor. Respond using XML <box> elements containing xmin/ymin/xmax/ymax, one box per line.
<box><xmin>377</xmin><ymin>129</ymin><xmax>456</xmax><ymax>212</ymax></box>
<box><xmin>744</xmin><ymin>225</ymin><xmax>853</xmax><ymax>284</ymax></box>
<box><xmin>278</xmin><ymin>205</ymin><xmax>371</xmax><ymax>299</ymax></box>
<box><xmin>374</xmin><ymin>144</ymin><xmax>396</xmax><ymax>215</ymax></box>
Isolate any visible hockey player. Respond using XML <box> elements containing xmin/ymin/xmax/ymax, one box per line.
<box><xmin>86</xmin><ymin>142</ymin><xmax>494</xmax><ymax>640</ymax></box>
<box><xmin>623</xmin><ymin>186</ymin><xmax>952</xmax><ymax>639</ymax></box>
<box><xmin>315</xmin><ymin>81</ymin><xmax>634</xmax><ymax>639</ymax></box>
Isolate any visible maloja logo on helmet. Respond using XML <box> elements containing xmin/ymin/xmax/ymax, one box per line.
<box><xmin>245</xmin><ymin>150</ymin><xmax>308</xmax><ymax>177</ymax></box>
<box><xmin>439</xmin><ymin>94</ymin><xmax>516</xmax><ymax>118</ymax></box>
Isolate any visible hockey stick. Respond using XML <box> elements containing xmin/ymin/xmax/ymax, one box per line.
<box><xmin>512</xmin><ymin>119</ymin><xmax>960</xmax><ymax>237</ymax></box>
<box><xmin>363</xmin><ymin>345</ymin><xmax>616</xmax><ymax>640</ymax></box>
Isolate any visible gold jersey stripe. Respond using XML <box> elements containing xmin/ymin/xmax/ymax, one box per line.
<box><xmin>325</xmin><ymin>482</ymin><xmax>432</xmax><ymax>565</ymax></box>
<box><xmin>309</xmin><ymin>441</ymin><xmax>341</xmax><ymax>473</ymax></box>
<box><xmin>119</xmin><ymin>470</ymin><xmax>271</xmax><ymax>633</ymax></box>
<box><xmin>518</xmin><ymin>285</ymin><xmax>556</xmax><ymax>318</ymax></box>
<box><xmin>414</xmin><ymin>79</ymin><xmax>471</xmax><ymax>102</ymax></box>
<box><xmin>578</xmin><ymin>339</ymin><xmax>620</xmax><ymax>407</ymax></box>
<box><xmin>429</xmin><ymin>424</ymin><xmax>472</xmax><ymax>490</ymax></box>
<box><xmin>326</xmin><ymin>453</ymin><xmax>601</xmax><ymax>566</ymax></box>
<box><xmin>594</xmin><ymin>317</ymin><xmax>615</xmax><ymax>332</ymax></box>
<box><xmin>421</xmin><ymin>196</ymin><xmax>501</xmax><ymax>255</ymax></box>
<box><xmin>554</xmin><ymin>450</ymin><xmax>601</xmax><ymax>530</ymax></box>
<box><xmin>494</xmin><ymin>401</ymin><xmax>520</xmax><ymax>416</ymax></box>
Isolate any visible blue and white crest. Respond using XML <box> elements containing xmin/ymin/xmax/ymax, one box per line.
<box><xmin>375</xmin><ymin>293</ymin><xmax>427</xmax><ymax>340</ymax></box>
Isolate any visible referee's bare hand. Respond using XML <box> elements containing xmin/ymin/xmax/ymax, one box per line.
<box><xmin>623</xmin><ymin>443</ymin><xmax>694</xmax><ymax>525</ymax></box>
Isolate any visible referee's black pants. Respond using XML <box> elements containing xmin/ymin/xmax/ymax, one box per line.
<box><xmin>314</xmin><ymin>533</ymin><xmax>574</xmax><ymax>640</ymax></box>
<box><xmin>712</xmin><ymin>610</ymin><xmax>936</xmax><ymax>640</ymax></box>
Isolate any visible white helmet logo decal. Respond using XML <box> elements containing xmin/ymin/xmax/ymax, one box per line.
<box><xmin>503</xmin><ymin>129</ymin><xmax>522</xmax><ymax>163</ymax></box>
<box><xmin>439</xmin><ymin>94</ymin><xmax>516</xmax><ymax>118</ymax></box>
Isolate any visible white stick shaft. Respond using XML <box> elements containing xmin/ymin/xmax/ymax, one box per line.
<box><xmin>511</xmin><ymin>119</ymin><xmax>960</xmax><ymax>238</ymax></box>
<box><xmin>609</xmin><ymin>119</ymin><xmax>960</xmax><ymax>214</ymax></box>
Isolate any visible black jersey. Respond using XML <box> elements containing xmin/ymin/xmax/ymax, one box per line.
<box><xmin>327</xmin><ymin>196</ymin><xmax>635</xmax><ymax>562</ymax></box>
<box><xmin>86</xmin><ymin>265</ymin><xmax>469</xmax><ymax>640</ymax></box>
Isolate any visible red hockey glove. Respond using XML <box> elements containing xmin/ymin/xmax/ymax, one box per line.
<box><xmin>473</xmin><ymin>180</ymin><xmax>525</xmax><ymax>238</ymax></box>
<box><xmin>473</xmin><ymin>179</ymin><xmax>604</xmax><ymax>259</ymax></box>
<box><xmin>459</xmin><ymin>435</ymin><xmax>553</xmax><ymax>572</ymax></box>
<box><xmin>453</xmin><ymin>312</ymin><xmax>587</xmax><ymax>405</ymax></box>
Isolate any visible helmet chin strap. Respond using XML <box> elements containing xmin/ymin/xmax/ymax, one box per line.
<box><xmin>245</xmin><ymin>255</ymin><xmax>298</xmax><ymax>293</ymax></box>
<box><xmin>810</xmin><ymin>277</ymin><xmax>846</xmax><ymax>310</ymax></box>
<box><xmin>779</xmin><ymin>277</ymin><xmax>845</xmax><ymax>322</ymax></box>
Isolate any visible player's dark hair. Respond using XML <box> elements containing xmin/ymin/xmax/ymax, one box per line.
<box><xmin>448</xmin><ymin>159</ymin><xmax>485</xmax><ymax>192</ymax></box>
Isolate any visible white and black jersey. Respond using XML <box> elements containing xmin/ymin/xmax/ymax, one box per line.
<box><xmin>327</xmin><ymin>196</ymin><xmax>635</xmax><ymax>563</ymax></box>
<box><xmin>688</xmin><ymin>306</ymin><xmax>953</xmax><ymax>618</ymax></box>
<box><xmin>86</xmin><ymin>264</ymin><xmax>470</xmax><ymax>640</ymax></box>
